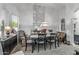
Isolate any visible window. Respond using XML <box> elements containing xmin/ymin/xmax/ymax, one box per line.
<box><xmin>11</xmin><ymin>15</ymin><xmax>19</xmax><ymax>31</ymax></box>
<box><xmin>0</xmin><ymin>21</ymin><xmax>2</xmax><ymax>31</ymax></box>
<box><xmin>0</xmin><ymin>20</ymin><xmax>4</xmax><ymax>37</ymax></box>
<box><xmin>0</xmin><ymin>21</ymin><xmax>2</xmax><ymax>37</ymax></box>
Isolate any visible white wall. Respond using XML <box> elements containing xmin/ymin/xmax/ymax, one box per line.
<box><xmin>45</xmin><ymin>7</ymin><xmax>58</xmax><ymax>31</ymax></box>
<box><xmin>19</xmin><ymin>4</ymin><xmax>33</xmax><ymax>35</ymax></box>
<box><xmin>45</xmin><ymin>5</ymin><xmax>65</xmax><ymax>32</ymax></box>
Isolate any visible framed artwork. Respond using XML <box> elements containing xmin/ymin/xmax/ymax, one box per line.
<box><xmin>33</xmin><ymin>4</ymin><xmax>45</xmax><ymax>27</ymax></box>
<box><xmin>61</xmin><ymin>18</ymin><xmax>65</xmax><ymax>31</ymax></box>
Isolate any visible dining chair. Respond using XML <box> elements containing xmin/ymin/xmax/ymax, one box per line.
<box><xmin>47</xmin><ymin>32</ymin><xmax>57</xmax><ymax>49</ymax></box>
<box><xmin>48</xmin><ymin>32</ymin><xmax>60</xmax><ymax>49</ymax></box>
<box><xmin>36</xmin><ymin>32</ymin><xmax>47</xmax><ymax>52</ymax></box>
<box><xmin>30</xmin><ymin>30</ymin><xmax>38</xmax><ymax>53</ymax></box>
<box><xmin>48</xmin><ymin>29</ymin><xmax>53</xmax><ymax>33</ymax></box>
<box><xmin>56</xmin><ymin>32</ymin><xmax>60</xmax><ymax>47</ymax></box>
<box><xmin>47</xmin><ymin>29</ymin><xmax>56</xmax><ymax>49</ymax></box>
<box><xmin>18</xmin><ymin>30</ymin><xmax>27</xmax><ymax>51</ymax></box>
<box><xmin>29</xmin><ymin>33</ymin><xmax>38</xmax><ymax>53</ymax></box>
<box><xmin>58</xmin><ymin>32</ymin><xmax>66</xmax><ymax>43</ymax></box>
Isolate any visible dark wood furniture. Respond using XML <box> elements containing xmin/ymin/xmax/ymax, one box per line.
<box><xmin>29</xmin><ymin>30</ymin><xmax>47</xmax><ymax>53</ymax></box>
<box><xmin>29</xmin><ymin>31</ymin><xmax>60</xmax><ymax>53</ymax></box>
<box><xmin>57</xmin><ymin>32</ymin><xmax>66</xmax><ymax>43</ymax></box>
<box><xmin>1</xmin><ymin>34</ymin><xmax>17</xmax><ymax>55</ymax></box>
<box><xmin>31</xmin><ymin>37</ymin><xmax>36</xmax><ymax>53</ymax></box>
<box><xmin>36</xmin><ymin>32</ymin><xmax>47</xmax><ymax>52</ymax></box>
<box><xmin>56</xmin><ymin>33</ymin><xmax>60</xmax><ymax>47</ymax></box>
<box><xmin>18</xmin><ymin>30</ymin><xmax>27</xmax><ymax>51</ymax></box>
<box><xmin>47</xmin><ymin>29</ymin><xmax>59</xmax><ymax>49</ymax></box>
<box><xmin>27</xmin><ymin>30</ymin><xmax>37</xmax><ymax>53</ymax></box>
<box><xmin>47</xmin><ymin>33</ymin><xmax>57</xmax><ymax>49</ymax></box>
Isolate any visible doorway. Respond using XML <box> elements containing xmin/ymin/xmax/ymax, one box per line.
<box><xmin>73</xmin><ymin>10</ymin><xmax>79</xmax><ymax>44</ymax></box>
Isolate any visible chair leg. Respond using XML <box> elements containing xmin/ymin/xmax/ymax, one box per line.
<box><xmin>44</xmin><ymin>42</ymin><xmax>46</xmax><ymax>51</ymax></box>
<box><xmin>55</xmin><ymin>40</ymin><xmax>57</xmax><ymax>48</ymax></box>
<box><xmin>32</xmin><ymin>44</ymin><xmax>33</xmax><ymax>53</ymax></box>
<box><xmin>26</xmin><ymin>43</ymin><xmax>27</xmax><ymax>51</ymax></box>
<box><xmin>32</xmin><ymin>43</ymin><xmax>34</xmax><ymax>53</ymax></box>
<box><xmin>58</xmin><ymin>39</ymin><xmax>59</xmax><ymax>47</ymax></box>
<box><xmin>49</xmin><ymin>43</ymin><xmax>51</xmax><ymax>49</ymax></box>
<box><xmin>37</xmin><ymin>43</ymin><xmax>39</xmax><ymax>52</ymax></box>
<box><xmin>50</xmin><ymin>39</ymin><xmax>51</xmax><ymax>49</ymax></box>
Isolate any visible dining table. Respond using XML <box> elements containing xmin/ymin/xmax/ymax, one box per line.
<box><xmin>27</xmin><ymin>32</ymin><xmax>57</xmax><ymax>53</ymax></box>
<box><xmin>29</xmin><ymin>32</ymin><xmax>56</xmax><ymax>40</ymax></box>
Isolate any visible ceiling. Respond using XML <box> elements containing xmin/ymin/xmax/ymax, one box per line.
<box><xmin>0</xmin><ymin>3</ymin><xmax>78</xmax><ymax>15</ymax></box>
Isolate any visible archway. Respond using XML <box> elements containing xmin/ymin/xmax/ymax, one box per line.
<box><xmin>73</xmin><ymin>9</ymin><xmax>79</xmax><ymax>44</ymax></box>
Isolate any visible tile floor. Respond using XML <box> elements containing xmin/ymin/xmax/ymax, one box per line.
<box><xmin>11</xmin><ymin>43</ymin><xmax>75</xmax><ymax>55</ymax></box>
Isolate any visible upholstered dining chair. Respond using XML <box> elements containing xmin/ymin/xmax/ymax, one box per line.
<box><xmin>56</xmin><ymin>32</ymin><xmax>60</xmax><ymax>47</ymax></box>
<box><xmin>36</xmin><ymin>32</ymin><xmax>47</xmax><ymax>52</ymax></box>
<box><xmin>47</xmin><ymin>32</ymin><xmax>57</xmax><ymax>49</ymax></box>
<box><xmin>18</xmin><ymin>30</ymin><xmax>27</xmax><ymax>51</ymax></box>
<box><xmin>29</xmin><ymin>30</ymin><xmax>38</xmax><ymax>53</ymax></box>
<box><xmin>57</xmin><ymin>32</ymin><xmax>66</xmax><ymax>43</ymax></box>
<box><xmin>48</xmin><ymin>29</ymin><xmax>53</xmax><ymax>33</ymax></box>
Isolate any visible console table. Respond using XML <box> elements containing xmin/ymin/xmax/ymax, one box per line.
<box><xmin>0</xmin><ymin>34</ymin><xmax>17</xmax><ymax>55</ymax></box>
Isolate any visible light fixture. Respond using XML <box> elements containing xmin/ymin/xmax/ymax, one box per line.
<box><xmin>39</xmin><ymin>22</ymin><xmax>48</xmax><ymax>33</ymax></box>
<box><xmin>40</xmin><ymin>22</ymin><xmax>48</xmax><ymax>29</ymax></box>
<box><xmin>5</xmin><ymin>26</ymin><xmax>11</xmax><ymax>37</ymax></box>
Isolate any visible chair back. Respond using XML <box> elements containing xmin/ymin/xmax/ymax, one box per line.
<box><xmin>48</xmin><ymin>29</ymin><xmax>53</xmax><ymax>33</ymax></box>
<box><xmin>31</xmin><ymin>29</ymin><xmax>38</xmax><ymax>35</ymax></box>
<box><xmin>48</xmin><ymin>29</ymin><xmax>55</xmax><ymax>37</ymax></box>
<box><xmin>18</xmin><ymin>30</ymin><xmax>27</xmax><ymax>42</ymax></box>
<box><xmin>38</xmin><ymin>32</ymin><xmax>46</xmax><ymax>41</ymax></box>
<box><xmin>50</xmin><ymin>33</ymin><xmax>56</xmax><ymax>40</ymax></box>
<box><xmin>18</xmin><ymin>30</ymin><xmax>25</xmax><ymax>37</ymax></box>
<box><xmin>56</xmin><ymin>32</ymin><xmax>66</xmax><ymax>42</ymax></box>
